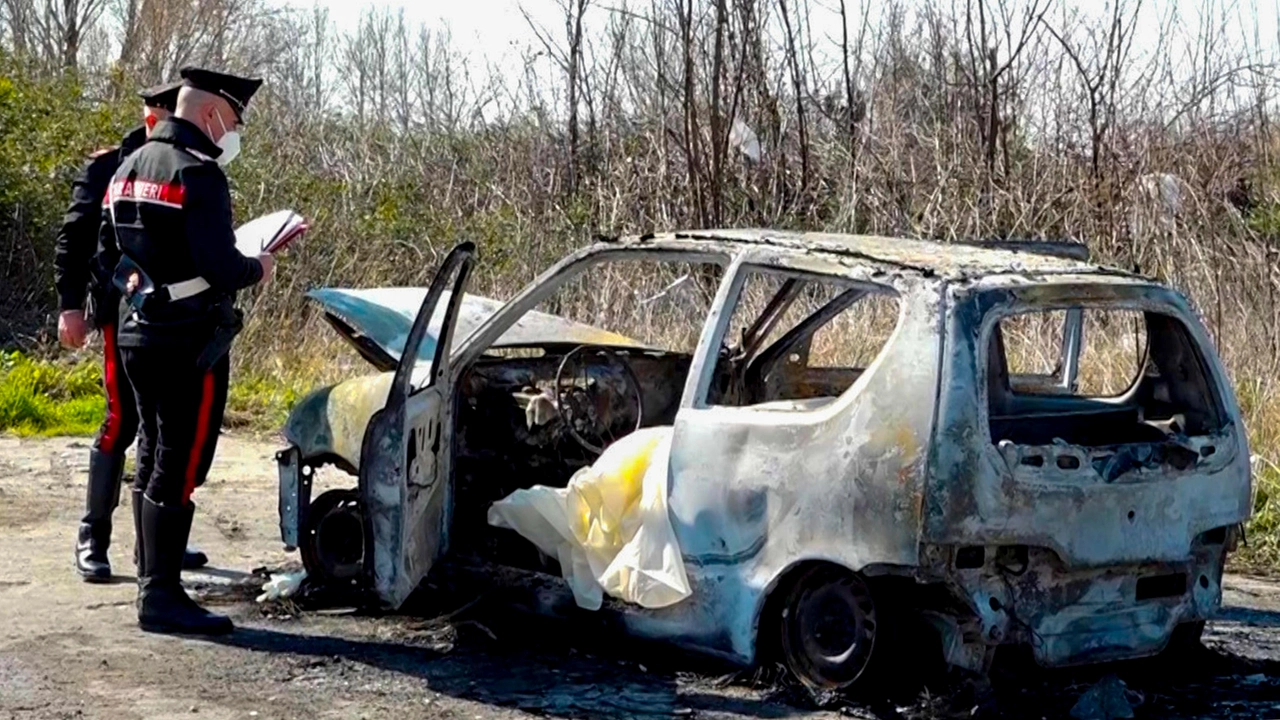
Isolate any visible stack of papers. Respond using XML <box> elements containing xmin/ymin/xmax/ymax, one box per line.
<box><xmin>235</xmin><ymin>210</ymin><xmax>308</xmax><ymax>257</ymax></box>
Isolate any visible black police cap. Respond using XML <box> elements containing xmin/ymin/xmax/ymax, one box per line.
<box><xmin>179</xmin><ymin>66</ymin><xmax>263</xmax><ymax>121</ymax></box>
<box><xmin>138</xmin><ymin>80</ymin><xmax>182</xmax><ymax>112</ymax></box>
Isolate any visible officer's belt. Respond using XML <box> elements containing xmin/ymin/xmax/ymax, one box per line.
<box><xmin>112</xmin><ymin>255</ymin><xmax>242</xmax><ymax>370</ymax></box>
<box><xmin>165</xmin><ymin>277</ymin><xmax>211</xmax><ymax>301</ymax></box>
<box><xmin>113</xmin><ymin>256</ymin><xmax>210</xmax><ymax>308</ymax></box>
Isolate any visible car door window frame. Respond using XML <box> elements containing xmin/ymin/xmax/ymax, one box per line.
<box><xmin>682</xmin><ymin>257</ymin><xmax>902</xmax><ymax>411</ymax></box>
<box><xmin>449</xmin><ymin>246</ymin><xmax>729</xmax><ymax>380</ymax></box>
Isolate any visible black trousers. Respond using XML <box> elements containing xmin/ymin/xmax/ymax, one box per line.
<box><xmin>93</xmin><ymin>323</ymin><xmax>139</xmax><ymax>457</ymax></box>
<box><xmin>120</xmin><ymin>345</ymin><xmax>229</xmax><ymax>507</ymax></box>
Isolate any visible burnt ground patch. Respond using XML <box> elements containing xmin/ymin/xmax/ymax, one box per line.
<box><xmin>226</xmin><ymin>562</ymin><xmax>1280</xmax><ymax>720</ymax></box>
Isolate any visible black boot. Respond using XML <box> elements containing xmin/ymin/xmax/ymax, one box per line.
<box><xmin>131</xmin><ymin>488</ymin><xmax>145</xmax><ymax>569</ymax></box>
<box><xmin>137</xmin><ymin>495</ymin><xmax>232</xmax><ymax>635</ymax></box>
<box><xmin>183</xmin><ymin>548</ymin><xmax>210</xmax><ymax>570</ymax></box>
<box><xmin>132</xmin><ymin>489</ymin><xmax>208</xmax><ymax>571</ymax></box>
<box><xmin>131</xmin><ymin>489</ymin><xmax>146</xmax><ymax>609</ymax></box>
<box><xmin>75</xmin><ymin>450</ymin><xmax>123</xmax><ymax>582</ymax></box>
<box><xmin>182</xmin><ymin>506</ymin><xmax>209</xmax><ymax>570</ymax></box>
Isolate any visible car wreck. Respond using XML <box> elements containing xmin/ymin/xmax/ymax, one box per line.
<box><xmin>275</xmin><ymin>230</ymin><xmax>1252</xmax><ymax>690</ymax></box>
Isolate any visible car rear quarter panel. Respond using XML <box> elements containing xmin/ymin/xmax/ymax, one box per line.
<box><xmin>643</xmin><ymin>279</ymin><xmax>946</xmax><ymax>661</ymax></box>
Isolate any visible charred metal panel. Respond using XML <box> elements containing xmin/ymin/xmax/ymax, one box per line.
<box><xmin>663</xmin><ymin>230</ymin><xmax>1111</xmax><ymax>281</ymax></box>
<box><xmin>284</xmin><ymin>373</ymin><xmax>395</xmax><ymax>469</ymax></box>
<box><xmin>967</xmin><ymin>239</ymin><xmax>1090</xmax><ymax>262</ymax></box>
<box><xmin>309</xmin><ymin>287</ymin><xmax>651</xmax><ymax>369</ymax></box>
<box><xmin>614</xmin><ymin>566</ymin><xmax>760</xmax><ymax>664</ymax></box>
<box><xmin>657</xmin><ymin>273</ymin><xmax>943</xmax><ymax>661</ymax></box>
<box><xmin>360</xmin><ymin>401</ymin><xmax>410</xmax><ymax>606</ymax></box>
<box><xmin>360</xmin><ymin>244</ymin><xmax>474</xmax><ymax>610</ymax></box>
<box><xmin>924</xmin><ymin>543</ymin><xmax>1226</xmax><ymax>668</ymax></box>
<box><xmin>276</xmin><ymin>445</ymin><xmax>306</xmax><ymax>549</ymax></box>
<box><xmin>924</xmin><ymin>283</ymin><xmax>1252</xmax><ymax>567</ymax></box>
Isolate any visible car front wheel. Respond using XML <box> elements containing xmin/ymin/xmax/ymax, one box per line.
<box><xmin>300</xmin><ymin>488</ymin><xmax>366</xmax><ymax>593</ymax></box>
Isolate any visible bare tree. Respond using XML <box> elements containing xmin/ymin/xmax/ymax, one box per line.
<box><xmin>699</xmin><ymin>0</ymin><xmax>725</xmax><ymax>223</ymax></box>
<box><xmin>306</xmin><ymin>5</ymin><xmax>332</xmax><ymax>111</ymax></box>
<box><xmin>266</xmin><ymin>5</ymin><xmax>332</xmax><ymax>117</ymax></box>
<box><xmin>390</xmin><ymin>9</ymin><xmax>412</xmax><ymax>131</ymax></box>
<box><xmin>1042</xmin><ymin>0</ymin><xmax>1143</xmax><ymax>183</ymax></box>
<box><xmin>777</xmin><ymin>0</ymin><xmax>810</xmax><ymax>193</ymax></box>
<box><xmin>523</xmin><ymin>0</ymin><xmax>591</xmax><ymax>193</ymax></box>
<box><xmin>339</xmin><ymin>9</ymin><xmax>378</xmax><ymax>127</ymax></box>
<box><xmin>111</xmin><ymin>0</ymin><xmax>291</xmax><ymax>86</ymax></box>
<box><xmin>961</xmin><ymin>0</ymin><xmax>1052</xmax><ymax>179</ymax></box>
<box><xmin>3</xmin><ymin>0</ymin><xmax>35</xmax><ymax>58</ymax></box>
<box><xmin>1</xmin><ymin>0</ymin><xmax>106</xmax><ymax>71</ymax></box>
<box><xmin>830</xmin><ymin>0</ymin><xmax>872</xmax><ymax>171</ymax></box>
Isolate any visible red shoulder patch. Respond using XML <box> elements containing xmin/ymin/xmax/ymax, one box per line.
<box><xmin>88</xmin><ymin>147</ymin><xmax>114</xmax><ymax>159</ymax></box>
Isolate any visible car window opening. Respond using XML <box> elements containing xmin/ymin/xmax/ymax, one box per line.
<box><xmin>705</xmin><ymin>268</ymin><xmax>901</xmax><ymax>410</ymax></box>
<box><xmin>987</xmin><ymin>307</ymin><xmax>1227</xmax><ymax>479</ymax></box>
<box><xmin>451</xmin><ymin>257</ymin><xmax>725</xmax><ymax>574</ymax></box>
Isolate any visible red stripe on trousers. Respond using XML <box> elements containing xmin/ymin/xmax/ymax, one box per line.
<box><xmin>183</xmin><ymin>371</ymin><xmax>216</xmax><ymax>505</ymax></box>
<box><xmin>99</xmin><ymin>324</ymin><xmax>123</xmax><ymax>454</ymax></box>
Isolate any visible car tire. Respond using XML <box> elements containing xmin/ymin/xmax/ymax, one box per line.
<box><xmin>300</xmin><ymin>489</ymin><xmax>366</xmax><ymax>592</ymax></box>
<box><xmin>776</xmin><ymin>564</ymin><xmax>880</xmax><ymax>691</ymax></box>
<box><xmin>1161</xmin><ymin>619</ymin><xmax>1207</xmax><ymax>658</ymax></box>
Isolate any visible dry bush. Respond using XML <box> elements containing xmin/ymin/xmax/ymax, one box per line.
<box><xmin>6</xmin><ymin>0</ymin><xmax>1280</xmax><ymax>558</ymax></box>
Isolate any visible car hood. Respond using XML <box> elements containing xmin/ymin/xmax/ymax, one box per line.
<box><xmin>309</xmin><ymin>287</ymin><xmax>649</xmax><ymax>371</ymax></box>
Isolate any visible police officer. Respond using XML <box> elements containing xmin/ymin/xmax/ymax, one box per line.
<box><xmin>99</xmin><ymin>66</ymin><xmax>273</xmax><ymax>635</ymax></box>
<box><xmin>56</xmin><ymin>81</ymin><xmax>208</xmax><ymax>582</ymax></box>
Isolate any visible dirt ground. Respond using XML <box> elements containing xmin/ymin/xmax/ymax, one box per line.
<box><xmin>6</xmin><ymin>435</ymin><xmax>1280</xmax><ymax>720</ymax></box>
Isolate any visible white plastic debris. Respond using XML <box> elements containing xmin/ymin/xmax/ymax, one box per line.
<box><xmin>524</xmin><ymin>388</ymin><xmax>559</xmax><ymax>429</ymax></box>
<box><xmin>487</xmin><ymin>427</ymin><xmax>691</xmax><ymax>610</ymax></box>
<box><xmin>729</xmin><ymin>119</ymin><xmax>762</xmax><ymax>164</ymax></box>
<box><xmin>640</xmin><ymin>274</ymin><xmax>693</xmax><ymax>306</ymax></box>
<box><xmin>255</xmin><ymin>570</ymin><xmax>307</xmax><ymax>603</ymax></box>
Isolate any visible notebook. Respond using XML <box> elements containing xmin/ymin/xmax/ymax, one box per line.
<box><xmin>234</xmin><ymin>210</ymin><xmax>308</xmax><ymax>257</ymax></box>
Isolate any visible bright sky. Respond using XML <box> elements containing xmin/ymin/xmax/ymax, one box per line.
<box><xmin>278</xmin><ymin>0</ymin><xmax>565</xmax><ymax>72</ymax></box>
<box><xmin>277</xmin><ymin>0</ymin><xmax>1280</xmax><ymax>86</ymax></box>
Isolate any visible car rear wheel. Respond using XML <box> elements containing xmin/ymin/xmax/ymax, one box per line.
<box><xmin>777</xmin><ymin>565</ymin><xmax>879</xmax><ymax>690</ymax></box>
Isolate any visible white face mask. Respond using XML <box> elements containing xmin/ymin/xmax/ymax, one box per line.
<box><xmin>208</xmin><ymin>111</ymin><xmax>241</xmax><ymax>166</ymax></box>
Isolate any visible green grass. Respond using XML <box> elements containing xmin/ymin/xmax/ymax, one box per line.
<box><xmin>0</xmin><ymin>351</ymin><xmax>106</xmax><ymax>435</ymax></box>
<box><xmin>225</xmin><ymin>371</ymin><xmax>308</xmax><ymax>432</ymax></box>
<box><xmin>0</xmin><ymin>350</ymin><xmax>314</xmax><ymax>437</ymax></box>
<box><xmin>1237</xmin><ymin>459</ymin><xmax>1280</xmax><ymax>573</ymax></box>
<box><xmin>1225</xmin><ymin>376</ymin><xmax>1280</xmax><ymax>574</ymax></box>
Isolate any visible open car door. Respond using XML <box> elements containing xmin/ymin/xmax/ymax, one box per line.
<box><xmin>359</xmin><ymin>242</ymin><xmax>475</xmax><ymax>609</ymax></box>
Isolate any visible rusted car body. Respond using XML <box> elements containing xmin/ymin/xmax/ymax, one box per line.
<box><xmin>276</xmin><ymin>230</ymin><xmax>1251</xmax><ymax>688</ymax></box>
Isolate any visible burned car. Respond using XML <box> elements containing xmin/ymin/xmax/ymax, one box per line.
<box><xmin>276</xmin><ymin>230</ymin><xmax>1251</xmax><ymax>689</ymax></box>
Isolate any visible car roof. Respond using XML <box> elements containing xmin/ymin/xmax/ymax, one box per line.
<box><xmin>609</xmin><ymin>229</ymin><xmax>1143</xmax><ymax>282</ymax></box>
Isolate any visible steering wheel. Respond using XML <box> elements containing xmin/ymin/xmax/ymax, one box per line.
<box><xmin>553</xmin><ymin>345</ymin><xmax>645</xmax><ymax>454</ymax></box>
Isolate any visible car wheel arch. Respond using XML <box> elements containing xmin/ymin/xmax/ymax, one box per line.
<box><xmin>750</xmin><ymin>559</ymin><xmax>922</xmax><ymax>661</ymax></box>
<box><xmin>298</xmin><ymin>451</ymin><xmax>359</xmax><ymax>478</ymax></box>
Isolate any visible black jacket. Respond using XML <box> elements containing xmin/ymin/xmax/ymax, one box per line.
<box><xmin>53</xmin><ymin>126</ymin><xmax>147</xmax><ymax>318</ymax></box>
<box><xmin>98</xmin><ymin>118</ymin><xmax>263</xmax><ymax>348</ymax></box>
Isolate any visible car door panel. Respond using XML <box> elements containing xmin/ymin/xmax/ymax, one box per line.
<box><xmin>360</xmin><ymin>242</ymin><xmax>475</xmax><ymax>610</ymax></box>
